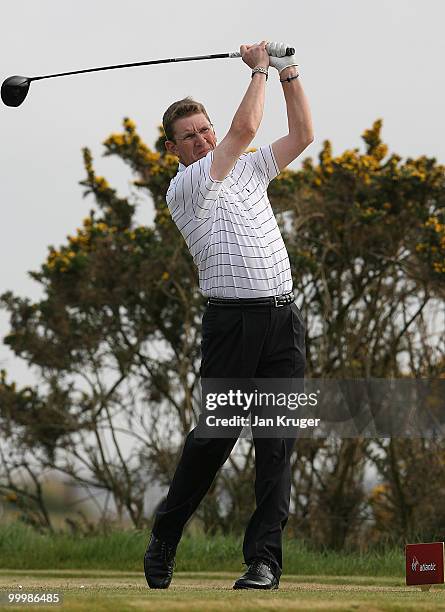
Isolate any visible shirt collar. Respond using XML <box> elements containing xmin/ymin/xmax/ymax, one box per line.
<box><xmin>177</xmin><ymin>150</ymin><xmax>212</xmax><ymax>173</ymax></box>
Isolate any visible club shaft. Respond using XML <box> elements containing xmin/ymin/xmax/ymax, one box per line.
<box><xmin>30</xmin><ymin>53</ymin><xmax>234</xmax><ymax>83</ymax></box>
<box><xmin>29</xmin><ymin>48</ymin><xmax>295</xmax><ymax>83</ymax></box>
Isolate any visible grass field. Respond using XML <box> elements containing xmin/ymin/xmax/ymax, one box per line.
<box><xmin>0</xmin><ymin>523</ymin><xmax>405</xmax><ymax>576</ymax></box>
<box><xmin>0</xmin><ymin>570</ymin><xmax>444</xmax><ymax>611</ymax></box>
<box><xmin>1</xmin><ymin>523</ymin><xmax>443</xmax><ymax>610</ymax></box>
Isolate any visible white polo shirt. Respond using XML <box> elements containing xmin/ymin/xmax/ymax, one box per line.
<box><xmin>166</xmin><ymin>145</ymin><xmax>293</xmax><ymax>298</ymax></box>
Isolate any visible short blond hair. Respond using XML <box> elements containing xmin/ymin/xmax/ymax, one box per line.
<box><xmin>162</xmin><ymin>97</ymin><xmax>211</xmax><ymax>141</ymax></box>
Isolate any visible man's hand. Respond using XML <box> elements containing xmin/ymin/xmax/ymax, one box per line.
<box><xmin>211</xmin><ymin>41</ymin><xmax>269</xmax><ymax>181</ymax></box>
<box><xmin>267</xmin><ymin>42</ymin><xmax>298</xmax><ymax>74</ymax></box>
<box><xmin>240</xmin><ymin>41</ymin><xmax>270</xmax><ymax>70</ymax></box>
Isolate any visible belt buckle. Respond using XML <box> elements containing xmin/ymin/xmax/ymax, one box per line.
<box><xmin>274</xmin><ymin>296</ymin><xmax>285</xmax><ymax>308</ymax></box>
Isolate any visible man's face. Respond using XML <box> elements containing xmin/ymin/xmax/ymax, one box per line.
<box><xmin>165</xmin><ymin>113</ymin><xmax>217</xmax><ymax>167</ymax></box>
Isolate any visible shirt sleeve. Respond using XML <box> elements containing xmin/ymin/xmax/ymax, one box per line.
<box><xmin>243</xmin><ymin>144</ymin><xmax>280</xmax><ymax>191</ymax></box>
<box><xmin>167</xmin><ymin>150</ymin><xmax>223</xmax><ymax>221</ymax></box>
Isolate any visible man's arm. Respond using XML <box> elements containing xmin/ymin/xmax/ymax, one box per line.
<box><xmin>211</xmin><ymin>41</ymin><xmax>270</xmax><ymax>181</ymax></box>
<box><xmin>271</xmin><ymin>65</ymin><xmax>314</xmax><ymax>172</ymax></box>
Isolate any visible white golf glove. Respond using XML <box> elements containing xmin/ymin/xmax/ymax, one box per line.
<box><xmin>267</xmin><ymin>42</ymin><xmax>298</xmax><ymax>74</ymax></box>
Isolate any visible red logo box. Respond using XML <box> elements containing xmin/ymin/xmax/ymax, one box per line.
<box><xmin>406</xmin><ymin>542</ymin><xmax>444</xmax><ymax>586</ymax></box>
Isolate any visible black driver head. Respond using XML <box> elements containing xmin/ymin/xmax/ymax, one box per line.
<box><xmin>1</xmin><ymin>76</ymin><xmax>31</xmax><ymax>107</ymax></box>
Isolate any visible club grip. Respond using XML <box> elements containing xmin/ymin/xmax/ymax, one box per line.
<box><xmin>266</xmin><ymin>43</ymin><xmax>295</xmax><ymax>57</ymax></box>
<box><xmin>229</xmin><ymin>45</ymin><xmax>295</xmax><ymax>59</ymax></box>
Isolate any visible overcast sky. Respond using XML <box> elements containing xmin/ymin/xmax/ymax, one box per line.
<box><xmin>1</xmin><ymin>0</ymin><xmax>444</xmax><ymax>387</ymax></box>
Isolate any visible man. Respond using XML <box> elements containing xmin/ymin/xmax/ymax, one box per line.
<box><xmin>144</xmin><ymin>40</ymin><xmax>313</xmax><ymax>590</ymax></box>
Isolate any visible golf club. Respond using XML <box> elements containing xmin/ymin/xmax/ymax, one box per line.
<box><xmin>1</xmin><ymin>45</ymin><xmax>295</xmax><ymax>108</ymax></box>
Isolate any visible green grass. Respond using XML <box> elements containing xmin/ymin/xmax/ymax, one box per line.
<box><xmin>0</xmin><ymin>524</ymin><xmax>436</xmax><ymax>611</ymax></box>
<box><xmin>0</xmin><ymin>522</ymin><xmax>406</xmax><ymax>577</ymax></box>
<box><xmin>0</xmin><ymin>571</ymin><xmax>444</xmax><ymax>612</ymax></box>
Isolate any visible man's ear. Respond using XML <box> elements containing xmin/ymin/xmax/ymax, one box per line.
<box><xmin>165</xmin><ymin>140</ymin><xmax>177</xmax><ymax>155</ymax></box>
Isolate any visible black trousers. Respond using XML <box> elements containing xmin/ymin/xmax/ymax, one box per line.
<box><xmin>152</xmin><ymin>301</ymin><xmax>306</xmax><ymax>578</ymax></box>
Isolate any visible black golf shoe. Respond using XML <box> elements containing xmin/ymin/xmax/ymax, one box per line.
<box><xmin>233</xmin><ymin>559</ymin><xmax>279</xmax><ymax>590</ymax></box>
<box><xmin>144</xmin><ymin>533</ymin><xmax>177</xmax><ymax>589</ymax></box>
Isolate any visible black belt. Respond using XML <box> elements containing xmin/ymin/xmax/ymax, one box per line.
<box><xmin>207</xmin><ymin>291</ymin><xmax>294</xmax><ymax>308</ymax></box>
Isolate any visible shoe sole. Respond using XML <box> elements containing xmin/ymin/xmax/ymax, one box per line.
<box><xmin>233</xmin><ymin>584</ymin><xmax>279</xmax><ymax>590</ymax></box>
<box><xmin>147</xmin><ymin>582</ymin><xmax>170</xmax><ymax>589</ymax></box>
